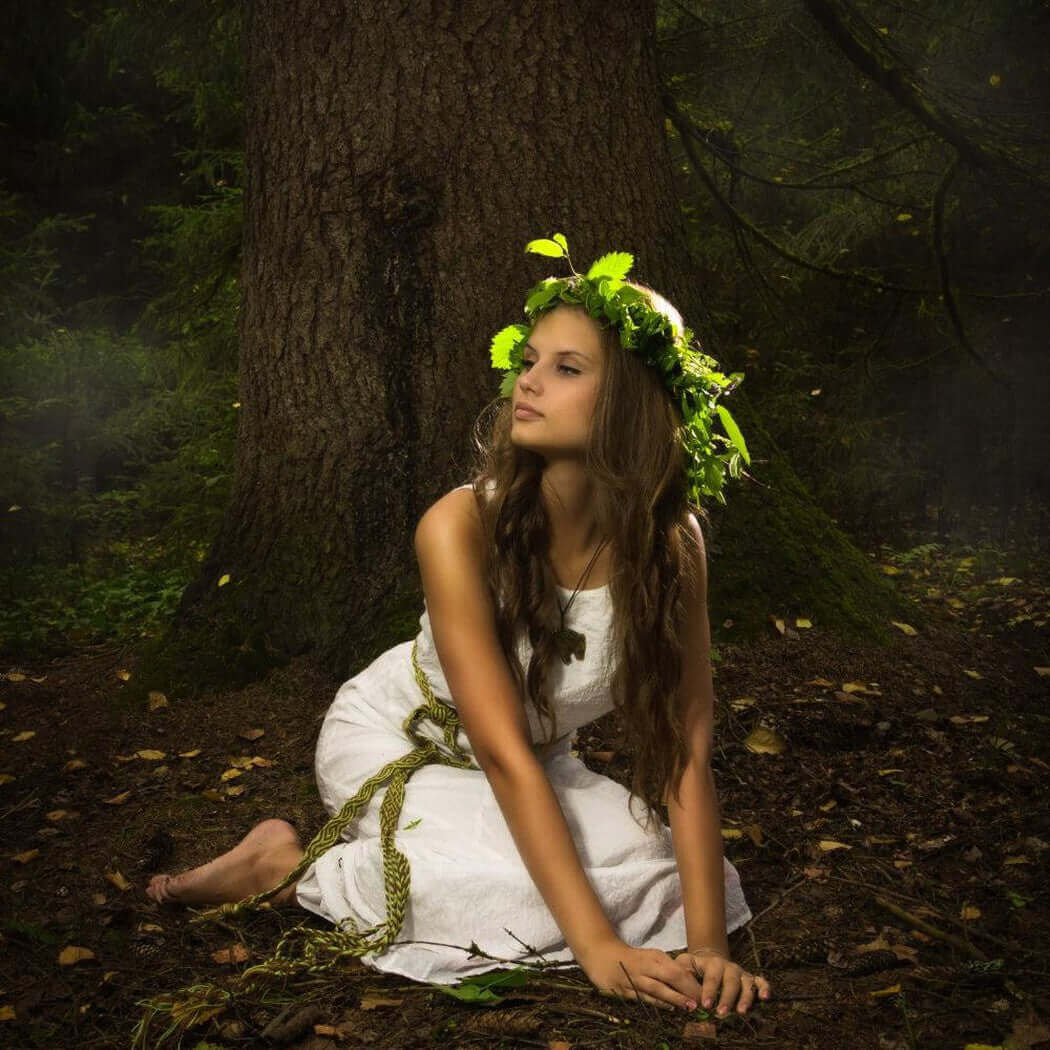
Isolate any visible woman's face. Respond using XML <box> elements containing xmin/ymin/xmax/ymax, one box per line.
<box><xmin>509</xmin><ymin>304</ymin><xmax>605</xmax><ymax>459</ymax></box>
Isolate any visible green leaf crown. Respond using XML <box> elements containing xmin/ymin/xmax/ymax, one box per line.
<box><xmin>489</xmin><ymin>233</ymin><xmax>750</xmax><ymax>505</ymax></box>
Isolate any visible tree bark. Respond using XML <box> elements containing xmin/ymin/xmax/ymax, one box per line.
<box><xmin>135</xmin><ymin>0</ymin><xmax>916</xmax><ymax>699</ymax></box>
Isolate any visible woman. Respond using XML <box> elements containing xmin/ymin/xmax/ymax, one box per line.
<box><xmin>146</xmin><ymin>236</ymin><xmax>770</xmax><ymax>1018</ymax></box>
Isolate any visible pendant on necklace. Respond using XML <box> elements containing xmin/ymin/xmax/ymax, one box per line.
<box><xmin>554</xmin><ymin>626</ymin><xmax>586</xmax><ymax>664</ymax></box>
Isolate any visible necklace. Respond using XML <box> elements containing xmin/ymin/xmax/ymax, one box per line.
<box><xmin>552</xmin><ymin>537</ymin><xmax>610</xmax><ymax>665</ymax></box>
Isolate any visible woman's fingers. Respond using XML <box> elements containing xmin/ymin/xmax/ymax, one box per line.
<box><xmin>692</xmin><ymin>955</ymin><xmax>726</xmax><ymax>1010</ymax></box>
<box><xmin>632</xmin><ymin>972</ymin><xmax>699</xmax><ymax>1011</ymax></box>
<box><xmin>603</xmin><ymin>953</ymin><xmax>773</xmax><ymax>1015</ymax></box>
<box><xmin>612</xmin><ymin>959</ymin><xmax>704</xmax><ymax>1011</ymax></box>
<box><xmin>727</xmin><ymin>970</ymin><xmax>754</xmax><ymax>1014</ymax></box>
<box><xmin>682</xmin><ymin>953</ymin><xmax>772</xmax><ymax>1015</ymax></box>
<box><xmin>712</xmin><ymin>960</ymin><xmax>743</xmax><ymax>1015</ymax></box>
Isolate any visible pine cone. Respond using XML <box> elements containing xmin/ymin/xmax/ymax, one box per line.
<box><xmin>839</xmin><ymin>949</ymin><xmax>901</xmax><ymax>977</ymax></box>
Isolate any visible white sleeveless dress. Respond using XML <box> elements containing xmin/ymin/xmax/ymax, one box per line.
<box><xmin>295</xmin><ymin>516</ymin><xmax>752</xmax><ymax>984</ymax></box>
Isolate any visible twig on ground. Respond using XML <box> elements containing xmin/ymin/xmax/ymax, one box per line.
<box><xmin>823</xmin><ymin>874</ymin><xmax>1011</xmax><ymax>950</ymax></box>
<box><xmin>745</xmin><ymin>873</ymin><xmax>809</xmax><ymax>928</ymax></box>
<box><xmin>873</xmin><ymin>896</ymin><xmax>986</xmax><ymax>960</ymax></box>
<box><xmin>619</xmin><ymin>960</ymin><xmax>658</xmax><ymax>1018</ymax></box>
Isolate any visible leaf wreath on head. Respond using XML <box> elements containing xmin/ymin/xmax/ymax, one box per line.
<box><xmin>489</xmin><ymin>233</ymin><xmax>751</xmax><ymax>506</ymax></box>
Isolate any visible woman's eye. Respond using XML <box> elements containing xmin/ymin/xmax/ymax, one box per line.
<box><xmin>520</xmin><ymin>359</ymin><xmax>578</xmax><ymax>375</ymax></box>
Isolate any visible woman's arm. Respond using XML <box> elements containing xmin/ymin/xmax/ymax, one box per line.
<box><xmin>666</xmin><ymin>514</ymin><xmax>730</xmax><ymax>956</ymax></box>
<box><xmin>414</xmin><ymin>489</ymin><xmax>618</xmax><ymax>962</ymax></box>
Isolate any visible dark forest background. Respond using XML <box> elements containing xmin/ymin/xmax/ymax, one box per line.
<box><xmin>2</xmin><ymin>0</ymin><xmax>1048</xmax><ymax>660</ymax></box>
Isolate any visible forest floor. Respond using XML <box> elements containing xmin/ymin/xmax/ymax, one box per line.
<box><xmin>2</xmin><ymin>533</ymin><xmax>1049</xmax><ymax>1050</ymax></box>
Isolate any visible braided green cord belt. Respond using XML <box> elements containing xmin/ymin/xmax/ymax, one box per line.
<box><xmin>134</xmin><ymin>641</ymin><xmax>481</xmax><ymax>1045</ymax></box>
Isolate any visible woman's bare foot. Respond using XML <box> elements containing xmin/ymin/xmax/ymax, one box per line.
<box><xmin>145</xmin><ymin>818</ymin><xmax>304</xmax><ymax>907</ymax></box>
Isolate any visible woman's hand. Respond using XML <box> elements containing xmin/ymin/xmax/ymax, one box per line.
<box><xmin>577</xmin><ymin>936</ymin><xmax>709</xmax><ymax>1012</ymax></box>
<box><xmin>670</xmin><ymin>947</ymin><xmax>771</xmax><ymax>1016</ymax></box>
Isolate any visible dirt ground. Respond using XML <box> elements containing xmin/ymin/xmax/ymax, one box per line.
<box><xmin>2</xmin><ymin>537</ymin><xmax>1049</xmax><ymax>1050</ymax></box>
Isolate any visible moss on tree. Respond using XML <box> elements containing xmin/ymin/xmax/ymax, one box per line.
<box><xmin>707</xmin><ymin>401</ymin><xmax>921</xmax><ymax>646</ymax></box>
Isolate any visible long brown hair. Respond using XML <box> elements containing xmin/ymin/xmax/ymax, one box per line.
<box><xmin>470</xmin><ymin>286</ymin><xmax>709</xmax><ymax>833</ymax></box>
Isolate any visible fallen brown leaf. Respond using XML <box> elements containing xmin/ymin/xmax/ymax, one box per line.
<box><xmin>58</xmin><ymin>946</ymin><xmax>96</xmax><ymax>966</ymax></box>
<box><xmin>869</xmin><ymin>983</ymin><xmax>901</xmax><ymax>998</ymax></box>
<box><xmin>683</xmin><ymin>1019</ymin><xmax>718</xmax><ymax>1040</ymax></box>
<box><xmin>841</xmin><ymin>681</ymin><xmax>875</xmax><ymax>694</ymax></box>
<box><xmin>359</xmin><ymin>996</ymin><xmax>404</xmax><ymax>1010</ymax></box>
<box><xmin>211</xmin><ymin>944</ymin><xmax>250</xmax><ymax>964</ymax></box>
<box><xmin>105</xmin><ymin>871</ymin><xmax>132</xmax><ymax>892</ymax></box>
<box><xmin>744</xmin><ymin>726</ymin><xmax>786</xmax><ymax>755</ymax></box>
<box><xmin>104</xmin><ymin>791</ymin><xmax>132</xmax><ymax>805</ymax></box>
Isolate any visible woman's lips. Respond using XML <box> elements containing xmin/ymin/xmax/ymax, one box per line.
<box><xmin>514</xmin><ymin>405</ymin><xmax>543</xmax><ymax>419</ymax></box>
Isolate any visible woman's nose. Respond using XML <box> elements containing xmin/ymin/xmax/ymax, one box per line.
<box><xmin>519</xmin><ymin>368</ymin><xmax>540</xmax><ymax>394</ymax></box>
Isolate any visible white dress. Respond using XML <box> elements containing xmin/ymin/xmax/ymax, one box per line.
<box><xmin>295</xmin><ymin>544</ymin><xmax>752</xmax><ymax>984</ymax></box>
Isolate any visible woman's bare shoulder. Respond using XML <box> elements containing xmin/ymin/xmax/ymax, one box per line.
<box><xmin>415</xmin><ymin>485</ymin><xmax>485</xmax><ymax>563</ymax></box>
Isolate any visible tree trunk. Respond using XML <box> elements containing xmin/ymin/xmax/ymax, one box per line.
<box><xmin>134</xmin><ymin>0</ymin><xmax>917</xmax><ymax>699</ymax></box>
